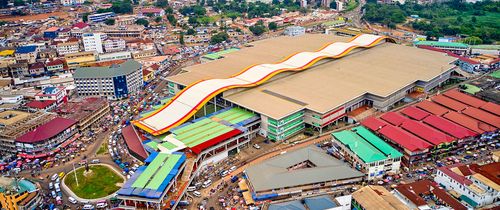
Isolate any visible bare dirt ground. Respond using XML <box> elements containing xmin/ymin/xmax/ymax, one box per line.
<box><xmin>0</xmin><ymin>11</ymin><xmax>70</xmax><ymax>22</ymax></box>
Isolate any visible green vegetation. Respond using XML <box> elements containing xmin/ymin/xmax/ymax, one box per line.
<box><xmin>249</xmin><ymin>20</ymin><xmax>267</xmax><ymax>36</ymax></box>
<box><xmin>111</xmin><ymin>0</ymin><xmax>133</xmax><ymax>14</ymax></box>
<box><xmin>135</xmin><ymin>18</ymin><xmax>149</xmax><ymax>27</ymax></box>
<box><xmin>155</xmin><ymin>0</ymin><xmax>168</xmax><ymax>8</ymax></box>
<box><xmin>82</xmin><ymin>13</ymin><xmax>90</xmax><ymax>22</ymax></box>
<box><xmin>65</xmin><ymin>165</ymin><xmax>123</xmax><ymax>199</ymax></box>
<box><xmin>363</xmin><ymin>0</ymin><xmax>500</xmax><ymax>43</ymax></box>
<box><xmin>167</xmin><ymin>14</ymin><xmax>177</xmax><ymax>26</ymax></box>
<box><xmin>154</xmin><ymin>16</ymin><xmax>162</xmax><ymax>23</ymax></box>
<box><xmin>344</xmin><ymin>0</ymin><xmax>359</xmax><ymax>11</ymax></box>
<box><xmin>104</xmin><ymin>18</ymin><xmax>115</xmax><ymax>25</ymax></box>
<box><xmin>210</xmin><ymin>32</ymin><xmax>229</xmax><ymax>44</ymax></box>
<box><xmin>268</xmin><ymin>22</ymin><xmax>278</xmax><ymax>31</ymax></box>
<box><xmin>96</xmin><ymin>143</ymin><xmax>108</xmax><ymax>155</ymax></box>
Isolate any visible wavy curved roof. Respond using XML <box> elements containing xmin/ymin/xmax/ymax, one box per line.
<box><xmin>134</xmin><ymin>34</ymin><xmax>391</xmax><ymax>135</ymax></box>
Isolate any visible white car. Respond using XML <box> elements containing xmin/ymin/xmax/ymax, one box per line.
<box><xmin>253</xmin><ymin>144</ymin><xmax>261</xmax><ymax>149</ymax></box>
<box><xmin>91</xmin><ymin>159</ymin><xmax>100</xmax><ymax>164</ymax></box>
<box><xmin>82</xmin><ymin>204</ymin><xmax>94</xmax><ymax>210</ymax></box>
<box><xmin>193</xmin><ymin>191</ymin><xmax>201</xmax><ymax>197</ymax></box>
<box><xmin>68</xmin><ymin>197</ymin><xmax>78</xmax><ymax>204</ymax></box>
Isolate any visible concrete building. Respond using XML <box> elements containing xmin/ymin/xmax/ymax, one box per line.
<box><xmin>56</xmin><ymin>41</ymin><xmax>79</xmax><ymax>55</ymax></box>
<box><xmin>34</xmin><ymin>86</ymin><xmax>67</xmax><ymax>105</ymax></box>
<box><xmin>331</xmin><ymin>126</ymin><xmax>402</xmax><ymax>180</ymax></box>
<box><xmin>97</xmin><ymin>51</ymin><xmax>132</xmax><ymax>62</ymax></box>
<box><xmin>245</xmin><ymin>146</ymin><xmax>364</xmax><ymax>201</ymax></box>
<box><xmin>434</xmin><ymin>163</ymin><xmax>500</xmax><ymax>208</ymax></box>
<box><xmin>284</xmin><ymin>26</ymin><xmax>306</xmax><ymax>36</ymax></box>
<box><xmin>394</xmin><ymin>179</ymin><xmax>467</xmax><ymax>210</ymax></box>
<box><xmin>83</xmin><ymin>33</ymin><xmax>105</xmax><ymax>54</ymax></box>
<box><xmin>103</xmin><ymin>38</ymin><xmax>126</xmax><ymax>52</ymax></box>
<box><xmin>73</xmin><ymin>60</ymin><xmax>143</xmax><ymax>100</ymax></box>
<box><xmin>351</xmin><ymin>185</ymin><xmax>410</xmax><ymax>210</ymax></box>
<box><xmin>148</xmin><ymin>34</ymin><xmax>456</xmax><ymax>140</ymax></box>
<box><xmin>14</xmin><ymin>46</ymin><xmax>37</xmax><ymax>64</ymax></box>
<box><xmin>88</xmin><ymin>12</ymin><xmax>115</xmax><ymax>23</ymax></box>
<box><xmin>56</xmin><ymin>97</ymin><xmax>110</xmax><ymax>131</ymax></box>
<box><xmin>60</xmin><ymin>0</ymin><xmax>84</xmax><ymax>6</ymax></box>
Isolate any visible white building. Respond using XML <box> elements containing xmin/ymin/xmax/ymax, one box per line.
<box><xmin>56</xmin><ymin>41</ymin><xmax>79</xmax><ymax>55</ymax></box>
<box><xmin>434</xmin><ymin>163</ymin><xmax>500</xmax><ymax>208</ymax></box>
<box><xmin>331</xmin><ymin>126</ymin><xmax>403</xmax><ymax>180</ymax></box>
<box><xmin>103</xmin><ymin>39</ymin><xmax>126</xmax><ymax>52</ymax></box>
<box><xmin>83</xmin><ymin>33</ymin><xmax>105</xmax><ymax>54</ymax></box>
<box><xmin>97</xmin><ymin>51</ymin><xmax>132</xmax><ymax>62</ymax></box>
<box><xmin>35</xmin><ymin>86</ymin><xmax>67</xmax><ymax>105</ymax></box>
<box><xmin>284</xmin><ymin>26</ymin><xmax>305</xmax><ymax>36</ymax></box>
<box><xmin>60</xmin><ymin>0</ymin><xmax>84</xmax><ymax>6</ymax></box>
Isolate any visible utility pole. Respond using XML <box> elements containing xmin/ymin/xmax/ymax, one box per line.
<box><xmin>73</xmin><ymin>163</ymin><xmax>79</xmax><ymax>187</ymax></box>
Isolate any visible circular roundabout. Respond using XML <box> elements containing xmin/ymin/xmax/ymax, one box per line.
<box><xmin>63</xmin><ymin>164</ymin><xmax>124</xmax><ymax>200</ymax></box>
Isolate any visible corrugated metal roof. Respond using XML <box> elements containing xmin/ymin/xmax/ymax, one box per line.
<box><xmin>332</xmin><ymin>129</ymin><xmax>387</xmax><ymax>163</ymax></box>
<box><xmin>16</xmin><ymin>117</ymin><xmax>76</xmax><ymax>143</ymax></box>
<box><xmin>73</xmin><ymin>60</ymin><xmax>141</xmax><ymax>79</ymax></box>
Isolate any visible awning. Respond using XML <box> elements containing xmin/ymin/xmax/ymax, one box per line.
<box><xmin>242</xmin><ymin>191</ymin><xmax>255</xmax><ymax>205</ymax></box>
<box><xmin>238</xmin><ymin>180</ymin><xmax>249</xmax><ymax>191</ymax></box>
<box><xmin>448</xmin><ymin>190</ymin><xmax>460</xmax><ymax>198</ymax></box>
<box><xmin>460</xmin><ymin>195</ymin><xmax>478</xmax><ymax>207</ymax></box>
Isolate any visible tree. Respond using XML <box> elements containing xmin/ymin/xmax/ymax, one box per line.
<box><xmin>210</xmin><ymin>32</ymin><xmax>229</xmax><ymax>44</ymax></box>
<box><xmin>268</xmin><ymin>22</ymin><xmax>277</xmax><ymax>31</ymax></box>
<box><xmin>188</xmin><ymin>16</ymin><xmax>198</xmax><ymax>25</ymax></box>
<box><xmin>471</xmin><ymin>16</ymin><xmax>477</xmax><ymax>23</ymax></box>
<box><xmin>272</xmin><ymin>0</ymin><xmax>280</xmax><ymax>5</ymax></box>
<box><xmin>179</xmin><ymin>33</ymin><xmax>185</xmax><ymax>45</ymax></box>
<box><xmin>135</xmin><ymin>18</ymin><xmax>149</xmax><ymax>27</ymax></box>
<box><xmin>105</xmin><ymin>18</ymin><xmax>116</xmax><ymax>25</ymax></box>
<box><xmin>249</xmin><ymin>25</ymin><xmax>266</xmax><ymax>36</ymax></box>
<box><xmin>0</xmin><ymin>0</ymin><xmax>8</xmax><ymax>9</ymax></box>
<box><xmin>186</xmin><ymin>28</ymin><xmax>196</xmax><ymax>35</ymax></box>
<box><xmin>155</xmin><ymin>0</ymin><xmax>168</xmax><ymax>8</ymax></box>
<box><xmin>14</xmin><ymin>0</ymin><xmax>25</xmax><ymax>6</ymax></box>
<box><xmin>155</xmin><ymin>16</ymin><xmax>162</xmax><ymax>23</ymax></box>
<box><xmin>167</xmin><ymin>14</ymin><xmax>177</xmax><ymax>26</ymax></box>
<box><xmin>462</xmin><ymin>36</ymin><xmax>482</xmax><ymax>45</ymax></box>
<box><xmin>329</xmin><ymin>1</ymin><xmax>336</xmax><ymax>9</ymax></box>
<box><xmin>82</xmin><ymin>13</ymin><xmax>90</xmax><ymax>23</ymax></box>
<box><xmin>111</xmin><ymin>0</ymin><xmax>133</xmax><ymax>14</ymax></box>
<box><xmin>165</xmin><ymin>7</ymin><xmax>173</xmax><ymax>14</ymax></box>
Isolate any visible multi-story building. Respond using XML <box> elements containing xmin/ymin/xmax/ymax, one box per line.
<box><xmin>131</xmin><ymin>49</ymin><xmax>156</xmax><ymax>59</ymax></box>
<box><xmin>45</xmin><ymin>59</ymin><xmax>66</xmax><ymax>73</ymax></box>
<box><xmin>64</xmin><ymin>51</ymin><xmax>96</xmax><ymax>69</ymax></box>
<box><xmin>60</xmin><ymin>0</ymin><xmax>84</xmax><ymax>5</ymax></box>
<box><xmin>14</xmin><ymin>46</ymin><xmax>37</xmax><ymax>64</ymax></box>
<box><xmin>0</xmin><ymin>110</ymin><xmax>55</xmax><ymax>155</ymax></box>
<box><xmin>102</xmin><ymin>25</ymin><xmax>144</xmax><ymax>38</ymax></box>
<box><xmin>28</xmin><ymin>62</ymin><xmax>45</xmax><ymax>76</ymax></box>
<box><xmin>34</xmin><ymin>86</ymin><xmax>67</xmax><ymax>105</ymax></box>
<box><xmin>8</xmin><ymin>63</ymin><xmax>29</xmax><ymax>78</ymax></box>
<box><xmin>351</xmin><ymin>185</ymin><xmax>410</xmax><ymax>210</ymax></box>
<box><xmin>83</xmin><ymin>33</ymin><xmax>105</xmax><ymax>54</ymax></box>
<box><xmin>88</xmin><ymin>12</ymin><xmax>115</xmax><ymax>23</ymax></box>
<box><xmin>56</xmin><ymin>41</ymin><xmax>79</xmax><ymax>55</ymax></box>
<box><xmin>139</xmin><ymin>7</ymin><xmax>165</xmax><ymax>17</ymax></box>
<box><xmin>15</xmin><ymin>117</ymin><xmax>77</xmax><ymax>155</ymax></box>
<box><xmin>73</xmin><ymin>60</ymin><xmax>143</xmax><ymax>100</ymax></box>
<box><xmin>103</xmin><ymin>38</ymin><xmax>126</xmax><ymax>52</ymax></box>
<box><xmin>284</xmin><ymin>26</ymin><xmax>305</xmax><ymax>36</ymax></box>
<box><xmin>56</xmin><ymin>97</ymin><xmax>110</xmax><ymax>131</ymax></box>
<box><xmin>331</xmin><ymin>126</ymin><xmax>403</xmax><ymax>180</ymax></box>
<box><xmin>394</xmin><ymin>179</ymin><xmax>467</xmax><ymax>210</ymax></box>
<box><xmin>434</xmin><ymin>163</ymin><xmax>500</xmax><ymax>208</ymax></box>
<box><xmin>97</xmin><ymin>51</ymin><xmax>132</xmax><ymax>62</ymax></box>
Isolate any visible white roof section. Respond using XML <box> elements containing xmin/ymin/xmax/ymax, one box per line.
<box><xmin>134</xmin><ymin>34</ymin><xmax>388</xmax><ymax>135</ymax></box>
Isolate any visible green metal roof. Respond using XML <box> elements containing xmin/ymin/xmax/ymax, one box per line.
<box><xmin>460</xmin><ymin>195</ymin><xmax>478</xmax><ymax>207</ymax></box>
<box><xmin>202</xmin><ymin>48</ymin><xmax>239</xmax><ymax>60</ymax></box>
<box><xmin>131</xmin><ymin>153</ymin><xmax>182</xmax><ymax>190</ymax></box>
<box><xmin>462</xmin><ymin>84</ymin><xmax>482</xmax><ymax>95</ymax></box>
<box><xmin>414</xmin><ymin>41</ymin><xmax>469</xmax><ymax>48</ymax></box>
<box><xmin>353</xmin><ymin>126</ymin><xmax>403</xmax><ymax>159</ymax></box>
<box><xmin>490</xmin><ymin>70</ymin><xmax>500</xmax><ymax>79</ymax></box>
<box><xmin>73</xmin><ymin>60</ymin><xmax>141</xmax><ymax>79</ymax></box>
<box><xmin>470</xmin><ymin>45</ymin><xmax>500</xmax><ymax>50</ymax></box>
<box><xmin>332</xmin><ymin>130</ymin><xmax>387</xmax><ymax>163</ymax></box>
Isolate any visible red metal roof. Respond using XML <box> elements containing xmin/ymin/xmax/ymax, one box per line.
<box><xmin>416</xmin><ymin>100</ymin><xmax>450</xmax><ymax>116</ymax></box>
<box><xmin>25</xmin><ymin>100</ymin><xmax>56</xmax><ymax>109</ymax></box>
<box><xmin>423</xmin><ymin>115</ymin><xmax>477</xmax><ymax>139</ymax></box>
<box><xmin>395</xmin><ymin>179</ymin><xmax>467</xmax><ymax>210</ymax></box>
<box><xmin>380</xmin><ymin>112</ymin><xmax>408</xmax><ymax>126</ymax></box>
<box><xmin>141</xmin><ymin>7</ymin><xmax>163</xmax><ymax>13</ymax></box>
<box><xmin>400</xmin><ymin>120</ymin><xmax>455</xmax><ymax>145</ymax></box>
<box><xmin>443</xmin><ymin>89</ymin><xmax>487</xmax><ymax>108</ymax></box>
<box><xmin>122</xmin><ymin>125</ymin><xmax>148</xmax><ymax>160</ymax></box>
<box><xmin>443</xmin><ymin>112</ymin><xmax>496</xmax><ymax>133</ymax></box>
<box><xmin>72</xmin><ymin>22</ymin><xmax>89</xmax><ymax>29</ymax></box>
<box><xmin>378</xmin><ymin>125</ymin><xmax>432</xmax><ymax>152</ymax></box>
<box><xmin>438</xmin><ymin>164</ymin><xmax>473</xmax><ymax>186</ymax></box>
<box><xmin>190</xmin><ymin>129</ymin><xmax>242</xmax><ymax>154</ymax></box>
<box><xmin>462</xmin><ymin>107</ymin><xmax>500</xmax><ymax>128</ymax></box>
<box><xmin>432</xmin><ymin>95</ymin><xmax>468</xmax><ymax>112</ymax></box>
<box><xmin>400</xmin><ymin>106</ymin><xmax>430</xmax><ymax>120</ymax></box>
<box><xmin>16</xmin><ymin>117</ymin><xmax>77</xmax><ymax>143</ymax></box>
<box><xmin>480</xmin><ymin>102</ymin><xmax>500</xmax><ymax>116</ymax></box>
<box><xmin>360</xmin><ymin>116</ymin><xmax>388</xmax><ymax>131</ymax></box>
<box><xmin>470</xmin><ymin>162</ymin><xmax>500</xmax><ymax>185</ymax></box>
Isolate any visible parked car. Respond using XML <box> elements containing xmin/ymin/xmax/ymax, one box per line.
<box><xmin>82</xmin><ymin>204</ymin><xmax>94</xmax><ymax>210</ymax></box>
<box><xmin>68</xmin><ymin>197</ymin><xmax>77</xmax><ymax>204</ymax></box>
<box><xmin>253</xmin><ymin>144</ymin><xmax>261</xmax><ymax>149</ymax></box>
<box><xmin>91</xmin><ymin>159</ymin><xmax>100</xmax><ymax>164</ymax></box>
<box><xmin>193</xmin><ymin>191</ymin><xmax>201</xmax><ymax>197</ymax></box>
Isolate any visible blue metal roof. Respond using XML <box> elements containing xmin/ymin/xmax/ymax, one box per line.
<box><xmin>304</xmin><ymin>195</ymin><xmax>337</xmax><ymax>210</ymax></box>
<box><xmin>15</xmin><ymin>46</ymin><xmax>37</xmax><ymax>54</ymax></box>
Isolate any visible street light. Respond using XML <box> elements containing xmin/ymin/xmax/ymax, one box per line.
<box><xmin>72</xmin><ymin>163</ymin><xmax>79</xmax><ymax>187</ymax></box>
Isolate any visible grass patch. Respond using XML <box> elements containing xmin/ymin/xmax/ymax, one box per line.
<box><xmin>96</xmin><ymin>143</ymin><xmax>108</xmax><ymax>155</ymax></box>
<box><xmin>65</xmin><ymin>165</ymin><xmax>123</xmax><ymax>199</ymax></box>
